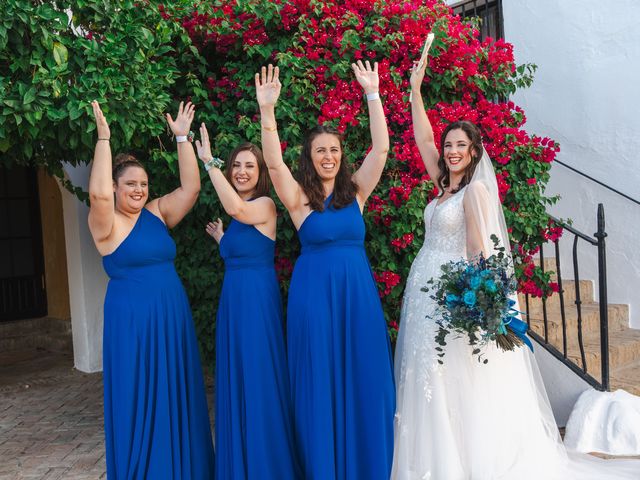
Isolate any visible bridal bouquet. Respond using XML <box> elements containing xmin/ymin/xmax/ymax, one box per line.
<box><xmin>422</xmin><ymin>235</ymin><xmax>533</xmax><ymax>364</ymax></box>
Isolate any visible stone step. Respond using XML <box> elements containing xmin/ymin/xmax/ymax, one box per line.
<box><xmin>564</xmin><ymin>328</ymin><xmax>640</xmax><ymax>380</ymax></box>
<box><xmin>525</xmin><ymin>302</ymin><xmax>629</xmax><ymax>344</ymax></box>
<box><xmin>611</xmin><ymin>359</ymin><xmax>640</xmax><ymax>396</ymax></box>
<box><xmin>519</xmin><ymin>279</ymin><xmax>595</xmax><ymax>310</ymax></box>
<box><xmin>0</xmin><ymin>317</ymin><xmax>72</xmax><ymax>353</ymax></box>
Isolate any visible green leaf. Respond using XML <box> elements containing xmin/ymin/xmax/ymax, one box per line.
<box><xmin>0</xmin><ymin>137</ymin><xmax>11</xmax><ymax>153</ymax></box>
<box><xmin>23</xmin><ymin>86</ymin><xmax>37</xmax><ymax>105</ymax></box>
<box><xmin>53</xmin><ymin>41</ymin><xmax>68</xmax><ymax>66</ymax></box>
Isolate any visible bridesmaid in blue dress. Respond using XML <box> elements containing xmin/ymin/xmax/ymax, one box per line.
<box><xmin>255</xmin><ymin>63</ymin><xmax>395</xmax><ymax>478</ymax></box>
<box><xmin>195</xmin><ymin>124</ymin><xmax>300</xmax><ymax>479</ymax></box>
<box><xmin>88</xmin><ymin>101</ymin><xmax>215</xmax><ymax>479</ymax></box>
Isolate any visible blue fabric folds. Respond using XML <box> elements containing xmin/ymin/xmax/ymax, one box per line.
<box><xmin>103</xmin><ymin>208</ymin><xmax>214</xmax><ymax>479</ymax></box>
<box><xmin>216</xmin><ymin>219</ymin><xmax>300</xmax><ymax>479</ymax></box>
<box><xmin>287</xmin><ymin>197</ymin><xmax>395</xmax><ymax>479</ymax></box>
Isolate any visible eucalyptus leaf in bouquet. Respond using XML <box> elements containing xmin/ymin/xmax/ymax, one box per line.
<box><xmin>422</xmin><ymin>235</ymin><xmax>533</xmax><ymax>364</ymax></box>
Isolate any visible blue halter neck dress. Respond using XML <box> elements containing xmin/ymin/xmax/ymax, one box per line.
<box><xmin>287</xmin><ymin>196</ymin><xmax>395</xmax><ymax>479</ymax></box>
<box><xmin>215</xmin><ymin>218</ymin><xmax>300</xmax><ymax>479</ymax></box>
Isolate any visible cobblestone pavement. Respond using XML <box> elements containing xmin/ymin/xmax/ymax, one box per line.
<box><xmin>0</xmin><ymin>349</ymin><xmax>214</xmax><ymax>480</ymax></box>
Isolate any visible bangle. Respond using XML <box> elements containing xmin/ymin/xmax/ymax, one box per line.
<box><xmin>97</xmin><ymin>138</ymin><xmax>110</xmax><ymax>141</ymax></box>
<box><xmin>176</xmin><ymin>130</ymin><xmax>195</xmax><ymax>143</ymax></box>
<box><xmin>204</xmin><ymin>157</ymin><xmax>224</xmax><ymax>172</ymax></box>
<box><xmin>366</xmin><ymin>92</ymin><xmax>380</xmax><ymax>102</ymax></box>
<box><xmin>262</xmin><ymin>124</ymin><xmax>277</xmax><ymax>132</ymax></box>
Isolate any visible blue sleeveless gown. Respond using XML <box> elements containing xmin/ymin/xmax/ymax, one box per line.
<box><xmin>287</xmin><ymin>197</ymin><xmax>395</xmax><ymax>479</ymax></box>
<box><xmin>102</xmin><ymin>208</ymin><xmax>215</xmax><ymax>479</ymax></box>
<box><xmin>216</xmin><ymin>218</ymin><xmax>300</xmax><ymax>479</ymax></box>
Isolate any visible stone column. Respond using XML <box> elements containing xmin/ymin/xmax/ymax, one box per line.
<box><xmin>60</xmin><ymin>163</ymin><xmax>108</xmax><ymax>373</ymax></box>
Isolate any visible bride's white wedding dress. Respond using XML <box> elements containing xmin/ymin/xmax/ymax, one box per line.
<box><xmin>392</xmin><ymin>183</ymin><xmax>640</xmax><ymax>480</ymax></box>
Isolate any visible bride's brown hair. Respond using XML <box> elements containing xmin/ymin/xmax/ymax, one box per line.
<box><xmin>436</xmin><ymin>121</ymin><xmax>483</xmax><ymax>195</ymax></box>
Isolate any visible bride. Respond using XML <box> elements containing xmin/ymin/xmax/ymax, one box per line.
<box><xmin>391</xmin><ymin>53</ymin><xmax>640</xmax><ymax>479</ymax></box>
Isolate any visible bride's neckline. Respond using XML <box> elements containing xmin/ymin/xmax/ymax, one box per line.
<box><xmin>435</xmin><ymin>185</ymin><xmax>467</xmax><ymax>208</ymax></box>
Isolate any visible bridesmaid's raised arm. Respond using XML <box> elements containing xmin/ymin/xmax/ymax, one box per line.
<box><xmin>255</xmin><ymin>65</ymin><xmax>303</xmax><ymax>215</ymax></box>
<box><xmin>410</xmin><ymin>55</ymin><xmax>440</xmax><ymax>182</ymax></box>
<box><xmin>195</xmin><ymin>122</ymin><xmax>275</xmax><ymax>227</ymax></box>
<box><xmin>88</xmin><ymin>101</ymin><xmax>115</xmax><ymax>245</ymax></box>
<box><xmin>153</xmin><ymin>101</ymin><xmax>201</xmax><ymax>228</ymax></box>
<box><xmin>351</xmin><ymin>60</ymin><xmax>390</xmax><ymax>207</ymax></box>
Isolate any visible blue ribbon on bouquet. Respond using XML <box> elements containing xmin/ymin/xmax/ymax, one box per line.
<box><xmin>500</xmin><ymin>299</ymin><xmax>534</xmax><ymax>352</ymax></box>
<box><xmin>505</xmin><ymin>317</ymin><xmax>533</xmax><ymax>352</ymax></box>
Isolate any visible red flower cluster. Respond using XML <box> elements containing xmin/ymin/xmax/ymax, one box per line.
<box><xmin>543</xmin><ymin>224</ymin><xmax>564</xmax><ymax>242</ymax></box>
<box><xmin>275</xmin><ymin>252</ymin><xmax>294</xmax><ymax>283</ymax></box>
<box><xmin>391</xmin><ymin>233</ymin><xmax>414</xmax><ymax>253</ymax></box>
<box><xmin>167</xmin><ymin>0</ymin><xmax>561</xmax><ymax>320</ymax></box>
<box><xmin>519</xmin><ymin>279</ymin><xmax>544</xmax><ymax>298</ymax></box>
<box><xmin>374</xmin><ymin>271</ymin><xmax>402</xmax><ymax>297</ymax></box>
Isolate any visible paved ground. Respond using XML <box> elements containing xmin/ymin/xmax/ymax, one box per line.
<box><xmin>0</xmin><ymin>348</ymin><xmax>214</xmax><ymax>480</ymax></box>
<box><xmin>1</xmin><ymin>348</ymin><xmax>638</xmax><ymax>479</ymax></box>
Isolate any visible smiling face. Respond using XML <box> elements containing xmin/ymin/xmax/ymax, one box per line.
<box><xmin>230</xmin><ymin>150</ymin><xmax>260</xmax><ymax>197</ymax></box>
<box><xmin>310</xmin><ymin>133</ymin><xmax>342</xmax><ymax>181</ymax></box>
<box><xmin>443</xmin><ymin>128</ymin><xmax>475</xmax><ymax>177</ymax></box>
<box><xmin>114</xmin><ymin>166</ymin><xmax>148</xmax><ymax>213</ymax></box>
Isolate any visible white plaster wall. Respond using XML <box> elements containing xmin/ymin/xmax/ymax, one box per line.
<box><xmin>533</xmin><ymin>343</ymin><xmax>592</xmax><ymax>427</ymax></box>
<box><xmin>60</xmin><ymin>164</ymin><xmax>107</xmax><ymax>373</ymax></box>
<box><xmin>503</xmin><ymin>0</ymin><xmax>640</xmax><ymax>328</ymax></box>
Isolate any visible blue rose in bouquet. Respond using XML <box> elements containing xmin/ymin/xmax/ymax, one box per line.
<box><xmin>422</xmin><ymin>235</ymin><xmax>533</xmax><ymax>364</ymax></box>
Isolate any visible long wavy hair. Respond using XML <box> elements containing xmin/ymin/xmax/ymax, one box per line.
<box><xmin>295</xmin><ymin>125</ymin><xmax>357</xmax><ymax>211</ymax></box>
<box><xmin>436</xmin><ymin>120</ymin><xmax>483</xmax><ymax>194</ymax></box>
<box><xmin>225</xmin><ymin>142</ymin><xmax>271</xmax><ymax>199</ymax></box>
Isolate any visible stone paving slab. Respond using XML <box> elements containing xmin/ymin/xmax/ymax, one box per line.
<box><xmin>0</xmin><ymin>350</ymin><xmax>106</xmax><ymax>479</ymax></box>
<box><xmin>0</xmin><ymin>348</ymin><xmax>214</xmax><ymax>480</ymax></box>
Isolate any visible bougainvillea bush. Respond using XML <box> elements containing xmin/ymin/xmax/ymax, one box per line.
<box><xmin>166</xmin><ymin>0</ymin><xmax>561</xmax><ymax>346</ymax></box>
<box><xmin>1</xmin><ymin>0</ymin><xmax>561</xmax><ymax>364</ymax></box>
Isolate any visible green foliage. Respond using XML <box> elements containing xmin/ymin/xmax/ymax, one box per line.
<box><xmin>0</xmin><ymin>0</ymin><xmax>202</xmax><ymax>174</ymax></box>
<box><xmin>1</xmin><ymin>0</ymin><xmax>561</xmax><ymax>365</ymax></box>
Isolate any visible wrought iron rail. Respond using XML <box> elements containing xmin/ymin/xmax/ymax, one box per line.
<box><xmin>523</xmin><ymin>204</ymin><xmax>610</xmax><ymax>391</ymax></box>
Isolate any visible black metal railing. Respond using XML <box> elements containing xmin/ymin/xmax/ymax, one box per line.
<box><xmin>522</xmin><ymin>204</ymin><xmax>609</xmax><ymax>391</ymax></box>
<box><xmin>452</xmin><ymin>0</ymin><xmax>504</xmax><ymax>41</ymax></box>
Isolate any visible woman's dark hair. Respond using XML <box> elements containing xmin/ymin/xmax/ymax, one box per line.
<box><xmin>436</xmin><ymin>120</ymin><xmax>483</xmax><ymax>195</ymax></box>
<box><xmin>112</xmin><ymin>153</ymin><xmax>146</xmax><ymax>183</ymax></box>
<box><xmin>225</xmin><ymin>142</ymin><xmax>271</xmax><ymax>199</ymax></box>
<box><xmin>296</xmin><ymin>125</ymin><xmax>357</xmax><ymax>211</ymax></box>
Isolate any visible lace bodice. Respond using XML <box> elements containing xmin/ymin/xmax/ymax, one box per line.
<box><xmin>394</xmin><ymin>188</ymin><xmax>468</xmax><ymax>406</ymax></box>
<box><xmin>422</xmin><ymin>187</ymin><xmax>467</xmax><ymax>258</ymax></box>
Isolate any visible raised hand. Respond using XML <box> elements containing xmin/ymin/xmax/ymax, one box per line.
<box><xmin>166</xmin><ymin>101</ymin><xmax>195</xmax><ymax>137</ymax></box>
<box><xmin>91</xmin><ymin>100</ymin><xmax>111</xmax><ymax>140</ymax></box>
<box><xmin>351</xmin><ymin>60</ymin><xmax>379</xmax><ymax>95</ymax></box>
<box><xmin>255</xmin><ymin>64</ymin><xmax>282</xmax><ymax>108</ymax></box>
<box><xmin>410</xmin><ymin>57</ymin><xmax>429</xmax><ymax>92</ymax></box>
<box><xmin>205</xmin><ymin>218</ymin><xmax>224</xmax><ymax>243</ymax></box>
<box><xmin>195</xmin><ymin>123</ymin><xmax>213</xmax><ymax>163</ymax></box>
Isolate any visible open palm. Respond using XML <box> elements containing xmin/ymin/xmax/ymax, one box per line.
<box><xmin>255</xmin><ymin>64</ymin><xmax>282</xmax><ymax>108</ymax></box>
<box><xmin>91</xmin><ymin>101</ymin><xmax>111</xmax><ymax>140</ymax></box>
<box><xmin>352</xmin><ymin>60</ymin><xmax>379</xmax><ymax>94</ymax></box>
<box><xmin>166</xmin><ymin>101</ymin><xmax>195</xmax><ymax>137</ymax></box>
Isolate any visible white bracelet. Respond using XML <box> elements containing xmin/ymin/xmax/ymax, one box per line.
<box><xmin>366</xmin><ymin>92</ymin><xmax>380</xmax><ymax>102</ymax></box>
<box><xmin>176</xmin><ymin>135</ymin><xmax>188</xmax><ymax>143</ymax></box>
